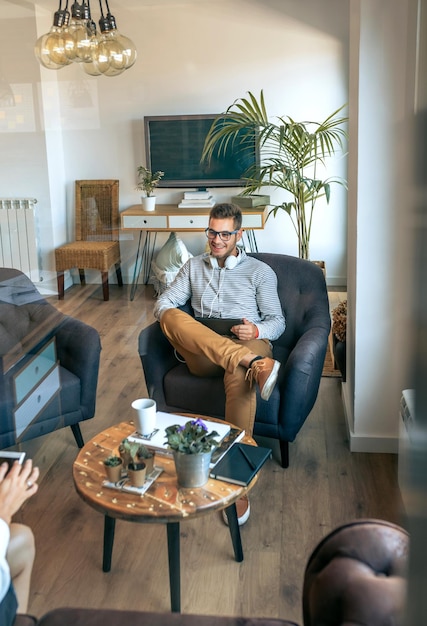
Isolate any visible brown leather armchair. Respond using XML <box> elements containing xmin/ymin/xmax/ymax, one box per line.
<box><xmin>303</xmin><ymin>519</ymin><xmax>409</xmax><ymax>625</ymax></box>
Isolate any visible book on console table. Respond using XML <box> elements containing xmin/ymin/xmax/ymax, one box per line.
<box><xmin>128</xmin><ymin>411</ymin><xmax>231</xmax><ymax>457</ymax></box>
<box><xmin>184</xmin><ymin>190</ymin><xmax>212</xmax><ymax>200</ymax></box>
<box><xmin>178</xmin><ymin>199</ymin><xmax>215</xmax><ymax>208</ymax></box>
<box><xmin>209</xmin><ymin>442</ymin><xmax>272</xmax><ymax>486</ymax></box>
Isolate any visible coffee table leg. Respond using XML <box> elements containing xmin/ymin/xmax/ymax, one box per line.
<box><xmin>166</xmin><ymin>522</ymin><xmax>181</xmax><ymax>612</ymax></box>
<box><xmin>224</xmin><ymin>504</ymin><xmax>244</xmax><ymax>562</ymax></box>
<box><xmin>103</xmin><ymin>515</ymin><xmax>116</xmax><ymax>572</ymax></box>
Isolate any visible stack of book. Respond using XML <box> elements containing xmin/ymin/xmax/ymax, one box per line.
<box><xmin>178</xmin><ymin>190</ymin><xmax>215</xmax><ymax>208</ymax></box>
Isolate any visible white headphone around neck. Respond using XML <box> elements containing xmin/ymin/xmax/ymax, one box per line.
<box><xmin>209</xmin><ymin>252</ymin><xmax>240</xmax><ymax>270</ymax></box>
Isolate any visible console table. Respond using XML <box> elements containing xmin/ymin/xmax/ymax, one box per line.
<box><xmin>120</xmin><ymin>204</ymin><xmax>268</xmax><ymax>300</ymax></box>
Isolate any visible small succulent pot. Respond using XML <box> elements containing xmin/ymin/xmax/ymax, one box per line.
<box><xmin>104</xmin><ymin>456</ymin><xmax>123</xmax><ymax>483</ymax></box>
<box><xmin>127</xmin><ymin>462</ymin><xmax>147</xmax><ymax>487</ymax></box>
<box><xmin>137</xmin><ymin>451</ymin><xmax>154</xmax><ymax>475</ymax></box>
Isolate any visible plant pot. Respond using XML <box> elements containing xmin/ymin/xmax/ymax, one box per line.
<box><xmin>333</xmin><ymin>335</ymin><xmax>346</xmax><ymax>381</ymax></box>
<box><xmin>128</xmin><ymin>462</ymin><xmax>147</xmax><ymax>487</ymax></box>
<box><xmin>138</xmin><ymin>454</ymin><xmax>154</xmax><ymax>475</ymax></box>
<box><xmin>172</xmin><ymin>450</ymin><xmax>212</xmax><ymax>488</ymax></box>
<box><xmin>104</xmin><ymin>460</ymin><xmax>123</xmax><ymax>483</ymax></box>
<box><xmin>141</xmin><ymin>196</ymin><xmax>156</xmax><ymax>211</ymax></box>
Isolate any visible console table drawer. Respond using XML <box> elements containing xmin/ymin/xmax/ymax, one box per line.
<box><xmin>168</xmin><ymin>214</ymin><xmax>208</xmax><ymax>229</ymax></box>
<box><xmin>242</xmin><ymin>213</ymin><xmax>264</xmax><ymax>228</ymax></box>
<box><xmin>122</xmin><ymin>214</ymin><xmax>168</xmax><ymax>229</ymax></box>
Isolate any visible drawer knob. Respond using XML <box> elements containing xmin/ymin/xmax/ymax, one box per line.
<box><xmin>190</xmin><ymin>219</ymin><xmax>193</xmax><ymax>224</ymax></box>
<box><xmin>35</xmin><ymin>366</ymin><xmax>39</xmax><ymax>374</ymax></box>
<box><xmin>37</xmin><ymin>394</ymin><xmax>42</xmax><ymax>404</ymax></box>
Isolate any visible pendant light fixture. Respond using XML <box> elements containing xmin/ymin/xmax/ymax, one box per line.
<box><xmin>34</xmin><ymin>0</ymin><xmax>137</xmax><ymax>76</ymax></box>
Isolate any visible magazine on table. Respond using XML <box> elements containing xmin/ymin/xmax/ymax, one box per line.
<box><xmin>209</xmin><ymin>427</ymin><xmax>245</xmax><ymax>468</ymax></box>
<box><xmin>128</xmin><ymin>411</ymin><xmax>231</xmax><ymax>456</ymax></box>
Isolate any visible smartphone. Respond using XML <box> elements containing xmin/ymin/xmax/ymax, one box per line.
<box><xmin>0</xmin><ymin>451</ymin><xmax>26</xmax><ymax>473</ymax></box>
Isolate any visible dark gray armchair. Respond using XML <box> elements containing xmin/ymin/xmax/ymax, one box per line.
<box><xmin>0</xmin><ymin>268</ymin><xmax>101</xmax><ymax>449</ymax></box>
<box><xmin>138</xmin><ymin>253</ymin><xmax>330</xmax><ymax>467</ymax></box>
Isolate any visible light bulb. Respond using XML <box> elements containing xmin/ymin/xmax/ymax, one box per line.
<box><xmin>95</xmin><ymin>31</ymin><xmax>127</xmax><ymax>76</ymax></box>
<box><xmin>35</xmin><ymin>27</ymin><xmax>73</xmax><ymax>69</ymax></box>
<box><xmin>114</xmin><ymin>32</ymin><xmax>137</xmax><ymax>70</ymax></box>
<box><xmin>94</xmin><ymin>10</ymin><xmax>137</xmax><ymax>76</ymax></box>
<box><xmin>65</xmin><ymin>1</ymin><xmax>93</xmax><ymax>63</ymax></box>
<box><xmin>34</xmin><ymin>7</ymin><xmax>72</xmax><ymax>70</ymax></box>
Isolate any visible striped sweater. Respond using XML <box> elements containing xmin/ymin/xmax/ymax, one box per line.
<box><xmin>154</xmin><ymin>250</ymin><xmax>285</xmax><ymax>341</ymax></box>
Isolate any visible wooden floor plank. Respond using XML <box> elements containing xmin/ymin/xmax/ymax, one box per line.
<box><xmin>8</xmin><ymin>284</ymin><xmax>404</xmax><ymax>625</ymax></box>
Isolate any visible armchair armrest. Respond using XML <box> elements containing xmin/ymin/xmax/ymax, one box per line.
<box><xmin>55</xmin><ymin>316</ymin><xmax>101</xmax><ymax>418</ymax></box>
<box><xmin>276</xmin><ymin>325</ymin><xmax>329</xmax><ymax>442</ymax></box>
<box><xmin>138</xmin><ymin>322</ymin><xmax>177</xmax><ymax>409</ymax></box>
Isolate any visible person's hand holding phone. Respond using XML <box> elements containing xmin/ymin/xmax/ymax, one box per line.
<box><xmin>0</xmin><ymin>460</ymin><xmax>39</xmax><ymax>525</ymax></box>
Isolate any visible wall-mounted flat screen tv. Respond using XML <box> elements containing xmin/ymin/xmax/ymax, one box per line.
<box><xmin>144</xmin><ymin>114</ymin><xmax>258</xmax><ymax>188</ymax></box>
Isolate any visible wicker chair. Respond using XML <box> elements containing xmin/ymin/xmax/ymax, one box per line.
<box><xmin>55</xmin><ymin>180</ymin><xmax>123</xmax><ymax>301</ymax></box>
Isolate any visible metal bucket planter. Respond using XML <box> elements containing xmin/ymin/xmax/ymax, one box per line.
<box><xmin>172</xmin><ymin>450</ymin><xmax>212</xmax><ymax>488</ymax></box>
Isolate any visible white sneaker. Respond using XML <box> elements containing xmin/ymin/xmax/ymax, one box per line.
<box><xmin>222</xmin><ymin>495</ymin><xmax>250</xmax><ymax>526</ymax></box>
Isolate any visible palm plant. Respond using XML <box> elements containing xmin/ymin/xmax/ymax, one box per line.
<box><xmin>202</xmin><ymin>90</ymin><xmax>348</xmax><ymax>260</ymax></box>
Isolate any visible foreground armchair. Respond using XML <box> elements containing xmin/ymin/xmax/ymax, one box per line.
<box><xmin>303</xmin><ymin>519</ymin><xmax>409</xmax><ymax>625</ymax></box>
<box><xmin>138</xmin><ymin>253</ymin><xmax>330</xmax><ymax>467</ymax></box>
<box><xmin>0</xmin><ymin>268</ymin><xmax>101</xmax><ymax>449</ymax></box>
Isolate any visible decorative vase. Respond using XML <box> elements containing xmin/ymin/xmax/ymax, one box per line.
<box><xmin>127</xmin><ymin>462</ymin><xmax>147</xmax><ymax>487</ymax></box>
<box><xmin>104</xmin><ymin>460</ymin><xmax>123</xmax><ymax>483</ymax></box>
<box><xmin>172</xmin><ymin>450</ymin><xmax>212</xmax><ymax>488</ymax></box>
<box><xmin>141</xmin><ymin>196</ymin><xmax>156</xmax><ymax>211</ymax></box>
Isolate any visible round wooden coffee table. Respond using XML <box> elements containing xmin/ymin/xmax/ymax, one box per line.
<box><xmin>72</xmin><ymin>417</ymin><xmax>260</xmax><ymax>612</ymax></box>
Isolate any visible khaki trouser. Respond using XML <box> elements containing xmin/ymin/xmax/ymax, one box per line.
<box><xmin>160</xmin><ymin>309</ymin><xmax>272</xmax><ymax>434</ymax></box>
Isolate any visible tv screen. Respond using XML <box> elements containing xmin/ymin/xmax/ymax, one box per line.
<box><xmin>144</xmin><ymin>114</ymin><xmax>258</xmax><ymax>189</ymax></box>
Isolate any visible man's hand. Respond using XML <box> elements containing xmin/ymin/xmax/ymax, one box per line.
<box><xmin>0</xmin><ymin>460</ymin><xmax>39</xmax><ymax>525</ymax></box>
<box><xmin>231</xmin><ymin>318</ymin><xmax>259</xmax><ymax>341</ymax></box>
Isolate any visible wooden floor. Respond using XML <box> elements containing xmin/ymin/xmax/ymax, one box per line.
<box><xmin>12</xmin><ymin>283</ymin><xmax>405</xmax><ymax>624</ymax></box>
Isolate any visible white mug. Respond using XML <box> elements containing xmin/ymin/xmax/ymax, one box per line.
<box><xmin>131</xmin><ymin>398</ymin><xmax>157</xmax><ymax>436</ymax></box>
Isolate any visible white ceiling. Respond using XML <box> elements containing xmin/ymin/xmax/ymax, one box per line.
<box><xmin>0</xmin><ymin>0</ymin><xmax>218</xmax><ymax>18</ymax></box>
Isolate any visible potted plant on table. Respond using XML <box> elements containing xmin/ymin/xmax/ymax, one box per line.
<box><xmin>136</xmin><ymin>165</ymin><xmax>164</xmax><ymax>212</ymax></box>
<box><xmin>165</xmin><ymin>418</ymin><xmax>220</xmax><ymax>488</ymax></box>
<box><xmin>119</xmin><ymin>438</ymin><xmax>155</xmax><ymax>486</ymax></box>
<box><xmin>202</xmin><ymin>90</ymin><xmax>348</xmax><ymax>262</ymax></box>
<box><xmin>103</xmin><ymin>455</ymin><xmax>123</xmax><ymax>484</ymax></box>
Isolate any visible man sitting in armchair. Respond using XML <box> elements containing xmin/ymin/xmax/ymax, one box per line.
<box><xmin>154</xmin><ymin>203</ymin><xmax>285</xmax><ymax>525</ymax></box>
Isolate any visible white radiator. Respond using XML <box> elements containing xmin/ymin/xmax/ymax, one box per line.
<box><xmin>0</xmin><ymin>198</ymin><xmax>40</xmax><ymax>281</ymax></box>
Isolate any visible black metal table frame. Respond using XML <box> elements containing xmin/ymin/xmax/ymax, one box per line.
<box><xmin>102</xmin><ymin>502</ymin><xmax>243</xmax><ymax>613</ymax></box>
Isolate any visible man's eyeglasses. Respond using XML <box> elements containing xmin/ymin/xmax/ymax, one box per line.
<box><xmin>205</xmin><ymin>228</ymin><xmax>239</xmax><ymax>242</ymax></box>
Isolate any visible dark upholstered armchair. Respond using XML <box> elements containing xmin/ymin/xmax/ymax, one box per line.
<box><xmin>138</xmin><ymin>253</ymin><xmax>331</xmax><ymax>468</ymax></box>
<box><xmin>0</xmin><ymin>268</ymin><xmax>101</xmax><ymax>449</ymax></box>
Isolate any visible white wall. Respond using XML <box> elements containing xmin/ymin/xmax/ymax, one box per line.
<box><xmin>0</xmin><ymin>0</ymin><xmax>349</xmax><ymax>288</ymax></box>
<box><xmin>343</xmin><ymin>0</ymin><xmax>414</xmax><ymax>453</ymax></box>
